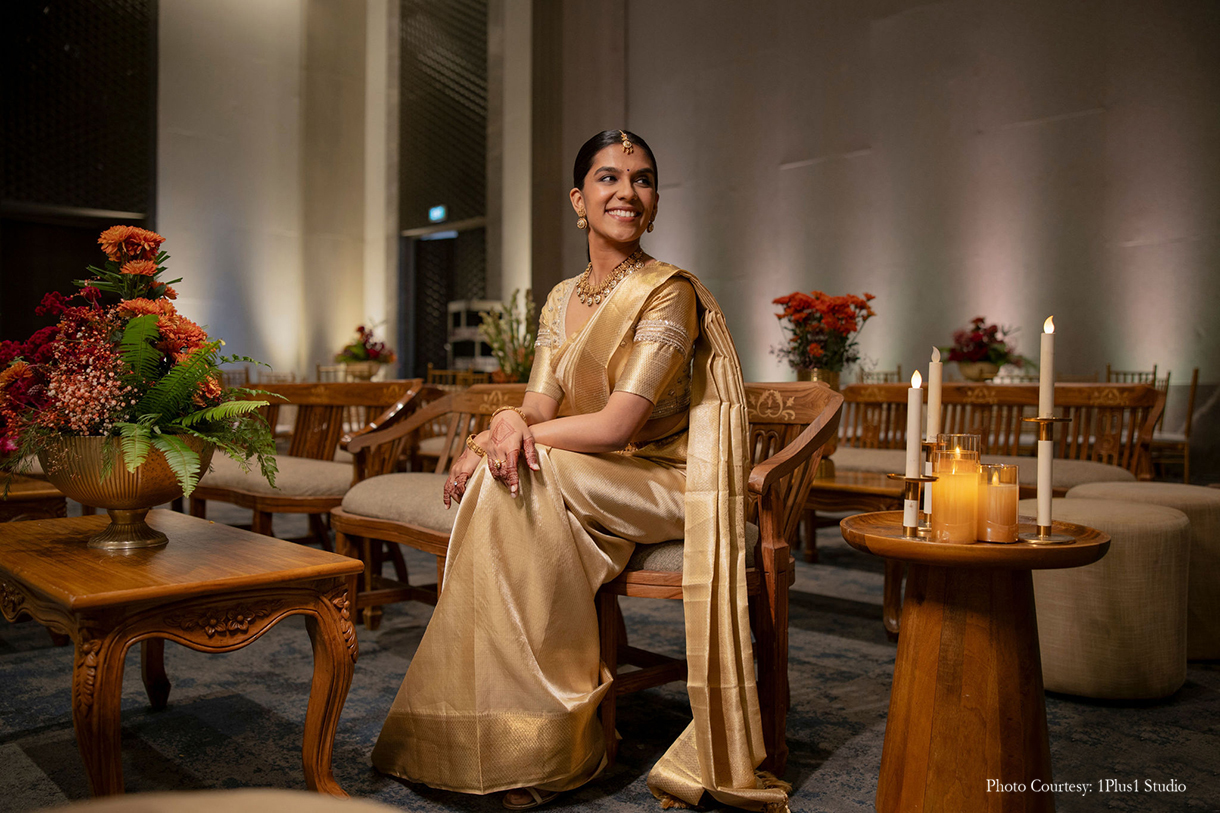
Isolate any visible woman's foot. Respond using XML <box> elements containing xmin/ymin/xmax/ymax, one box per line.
<box><xmin>502</xmin><ymin>787</ymin><xmax>559</xmax><ymax>810</ymax></box>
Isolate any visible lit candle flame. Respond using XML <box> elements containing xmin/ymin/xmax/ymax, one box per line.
<box><xmin>1044</xmin><ymin>315</ymin><xmax>1055</xmax><ymax>334</ymax></box>
<box><xmin>932</xmin><ymin>346</ymin><xmax>941</xmax><ymax>362</ymax></box>
<box><xmin>912</xmin><ymin>370</ymin><xmax>922</xmax><ymax>388</ymax></box>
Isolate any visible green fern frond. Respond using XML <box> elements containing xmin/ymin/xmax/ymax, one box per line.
<box><xmin>119</xmin><ymin>314</ymin><xmax>163</xmax><ymax>384</ymax></box>
<box><xmin>176</xmin><ymin>399</ymin><xmax>269</xmax><ymax>428</ymax></box>
<box><xmin>150</xmin><ymin>434</ymin><xmax>202</xmax><ymax>497</ymax></box>
<box><xmin>135</xmin><ymin>343</ymin><xmax>220</xmax><ymax>419</ymax></box>
<box><xmin>114</xmin><ymin>421</ymin><xmax>153</xmax><ymax>472</ymax></box>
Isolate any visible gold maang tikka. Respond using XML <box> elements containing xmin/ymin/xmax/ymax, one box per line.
<box><xmin>619</xmin><ymin>130</ymin><xmax>634</xmax><ymax>154</ymax></box>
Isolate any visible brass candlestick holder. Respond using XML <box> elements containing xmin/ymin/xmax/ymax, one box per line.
<box><xmin>919</xmin><ymin>440</ymin><xmax>938</xmax><ymax>534</ymax></box>
<box><xmin>1018</xmin><ymin>415</ymin><xmax>1073</xmax><ymax>545</ymax></box>
<box><xmin>886</xmin><ymin>473</ymin><xmax>938</xmax><ymax>539</ymax></box>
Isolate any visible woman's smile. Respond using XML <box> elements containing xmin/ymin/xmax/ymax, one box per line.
<box><xmin>606</xmin><ymin>206</ymin><xmax>640</xmax><ymax>222</ymax></box>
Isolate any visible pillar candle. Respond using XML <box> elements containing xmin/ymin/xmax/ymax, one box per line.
<box><xmin>904</xmin><ymin>371</ymin><xmax>923</xmax><ymax>527</ymax></box>
<box><xmin>931</xmin><ymin>453</ymin><xmax>978</xmax><ymax>543</ymax></box>
<box><xmin>977</xmin><ymin>483</ymin><xmax>1019</xmax><ymax>542</ymax></box>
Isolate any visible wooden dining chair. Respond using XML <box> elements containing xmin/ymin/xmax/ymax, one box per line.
<box><xmin>1151</xmin><ymin>367</ymin><xmax>1199</xmax><ymax>483</ymax></box>
<box><xmin>858</xmin><ymin>364</ymin><xmax>902</xmax><ymax>385</ymax></box>
<box><xmin>596</xmin><ymin>382</ymin><xmax>843</xmax><ymax>776</ymax></box>
<box><xmin>220</xmin><ymin>366</ymin><xmax>250</xmax><ymax>388</ymax></box>
<box><xmin>1106</xmin><ymin>363</ymin><xmax>1157</xmax><ymax>384</ymax></box>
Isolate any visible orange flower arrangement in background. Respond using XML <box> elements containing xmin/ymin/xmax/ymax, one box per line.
<box><xmin>772</xmin><ymin>290</ymin><xmax>876</xmax><ymax>373</ymax></box>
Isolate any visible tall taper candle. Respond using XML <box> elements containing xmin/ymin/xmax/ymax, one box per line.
<box><xmin>923</xmin><ymin>347</ymin><xmax>943</xmax><ymax>515</ymax></box>
<box><xmin>1037</xmin><ymin>316</ymin><xmax>1055</xmax><ymax>528</ymax></box>
<box><xmin>905</xmin><ymin>371</ymin><xmax>923</xmax><ymax>527</ymax></box>
<box><xmin>1039</xmin><ymin>316</ymin><xmax>1055</xmax><ymax>418</ymax></box>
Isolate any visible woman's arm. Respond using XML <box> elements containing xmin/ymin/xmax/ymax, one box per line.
<box><xmin>529</xmin><ymin>391</ymin><xmax>653</xmax><ymax>453</ymax></box>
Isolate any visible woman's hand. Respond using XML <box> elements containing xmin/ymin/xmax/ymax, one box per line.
<box><xmin>482</xmin><ymin>410</ymin><xmax>540</xmax><ymax>497</ymax></box>
<box><xmin>443</xmin><ymin>444</ymin><xmax>482</xmax><ymax>508</ymax></box>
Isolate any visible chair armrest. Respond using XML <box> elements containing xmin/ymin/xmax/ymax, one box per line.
<box><xmin>344</xmin><ymin>388</ymin><xmax>455</xmax><ymax>454</ymax></box>
<box><xmin>747</xmin><ymin>390</ymin><xmax>844</xmax><ymax>497</ymax></box>
<box><xmin>340</xmin><ymin>380</ymin><xmax>428</xmax><ymax>450</ymax></box>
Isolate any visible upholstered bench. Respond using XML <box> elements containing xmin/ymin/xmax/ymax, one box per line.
<box><xmin>1067</xmin><ymin>482</ymin><xmax>1220</xmax><ymax>660</ymax></box>
<box><xmin>43</xmin><ymin>788</ymin><xmax>400</xmax><ymax>812</ymax></box>
<box><xmin>1021</xmin><ymin>497</ymin><xmax>1190</xmax><ymax>699</ymax></box>
<box><xmin>833</xmin><ymin>447</ymin><xmax>1136</xmax><ymax>492</ymax></box>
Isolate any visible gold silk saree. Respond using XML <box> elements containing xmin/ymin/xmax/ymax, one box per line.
<box><xmin>371</xmin><ymin>262</ymin><xmax>788</xmax><ymax>812</ymax></box>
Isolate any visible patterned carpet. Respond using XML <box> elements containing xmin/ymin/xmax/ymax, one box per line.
<box><xmin>1</xmin><ymin>505</ymin><xmax>1217</xmax><ymax>812</ymax></box>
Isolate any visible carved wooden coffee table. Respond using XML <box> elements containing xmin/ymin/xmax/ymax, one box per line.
<box><xmin>0</xmin><ymin>510</ymin><xmax>362</xmax><ymax>797</ymax></box>
<box><xmin>841</xmin><ymin>511</ymin><xmax>1109</xmax><ymax>813</ymax></box>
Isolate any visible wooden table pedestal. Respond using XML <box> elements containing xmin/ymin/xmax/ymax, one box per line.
<box><xmin>841</xmin><ymin>512</ymin><xmax>1109</xmax><ymax>813</ymax></box>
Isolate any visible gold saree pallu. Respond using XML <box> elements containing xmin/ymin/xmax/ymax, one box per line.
<box><xmin>371</xmin><ymin>263</ymin><xmax>787</xmax><ymax>811</ymax></box>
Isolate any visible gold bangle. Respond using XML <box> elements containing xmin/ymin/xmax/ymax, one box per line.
<box><xmin>465</xmin><ymin>433</ymin><xmax>486</xmax><ymax>457</ymax></box>
<box><xmin>491</xmin><ymin>405</ymin><xmax>527</xmax><ymax>424</ymax></box>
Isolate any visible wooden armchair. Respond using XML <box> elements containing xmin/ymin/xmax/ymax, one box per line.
<box><xmin>331</xmin><ymin>384</ymin><xmax>527</xmax><ymax>629</ymax></box>
<box><xmin>189</xmin><ymin>380</ymin><xmax>424</xmax><ymax>547</ymax></box>
<box><xmin>596</xmin><ymin>382</ymin><xmax>843</xmax><ymax>776</ymax></box>
<box><xmin>1106</xmin><ymin>363</ymin><xmax>1157</xmax><ymax>384</ymax></box>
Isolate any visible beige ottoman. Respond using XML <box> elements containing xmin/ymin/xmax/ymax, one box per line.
<box><xmin>1020</xmin><ymin>497</ymin><xmax>1190</xmax><ymax>699</ymax></box>
<box><xmin>1067</xmin><ymin>482</ymin><xmax>1220</xmax><ymax>660</ymax></box>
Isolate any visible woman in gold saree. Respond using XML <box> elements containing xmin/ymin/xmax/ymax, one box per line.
<box><xmin>372</xmin><ymin>130</ymin><xmax>788</xmax><ymax>812</ymax></box>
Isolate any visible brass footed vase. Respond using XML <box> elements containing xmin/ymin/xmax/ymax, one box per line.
<box><xmin>38</xmin><ymin>436</ymin><xmax>215</xmax><ymax>551</ymax></box>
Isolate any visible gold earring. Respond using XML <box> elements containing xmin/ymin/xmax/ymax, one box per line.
<box><xmin>576</xmin><ymin>210</ymin><xmax>587</xmax><ymax>230</ymax></box>
<box><xmin>646</xmin><ymin>219</ymin><xmax>655</xmax><ymax>233</ymax></box>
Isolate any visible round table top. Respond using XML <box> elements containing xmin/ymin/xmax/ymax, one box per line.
<box><xmin>840</xmin><ymin>511</ymin><xmax>1110</xmax><ymax>570</ymax></box>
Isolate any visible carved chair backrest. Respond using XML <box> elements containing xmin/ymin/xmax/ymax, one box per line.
<box><xmin>346</xmin><ymin>384</ymin><xmax>528</xmax><ymax>480</ymax></box>
<box><xmin>1106</xmin><ymin>364</ymin><xmax>1157</xmax><ymax>384</ymax></box>
<box><xmin>858</xmin><ymin>366</ymin><xmax>902</xmax><ymax>385</ymax></box>
<box><xmin>425</xmin><ymin>364</ymin><xmax>493</xmax><ymax>392</ymax></box>
<box><xmin>838</xmin><ymin>383</ymin><xmax>1164</xmax><ymax>476</ymax></box>
<box><xmin>220</xmin><ymin>366</ymin><xmax>250</xmax><ymax>387</ymax></box>
<box><xmin>254</xmin><ymin>381</ymin><xmax>423</xmax><ymax>461</ymax></box>
<box><xmin>744</xmin><ymin>382</ymin><xmax>844</xmax><ymax>545</ymax></box>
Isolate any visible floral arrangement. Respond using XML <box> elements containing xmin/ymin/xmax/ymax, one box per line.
<box><xmin>335</xmin><ymin>324</ymin><xmax>396</xmax><ymax>365</ymax></box>
<box><xmin>772</xmin><ymin>290</ymin><xmax>876</xmax><ymax>373</ymax></box>
<box><xmin>0</xmin><ymin>225</ymin><xmax>277</xmax><ymax>496</ymax></box>
<box><xmin>942</xmin><ymin>317</ymin><xmax>1034</xmax><ymax>368</ymax></box>
<box><xmin>479</xmin><ymin>289</ymin><xmax>536</xmax><ymax>383</ymax></box>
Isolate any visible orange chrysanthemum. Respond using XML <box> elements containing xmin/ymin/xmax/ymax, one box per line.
<box><xmin>98</xmin><ymin>225</ymin><xmax>165</xmax><ymax>263</ymax></box>
<box><xmin>120</xmin><ymin>260</ymin><xmax>158</xmax><ymax>277</ymax></box>
<box><xmin>163</xmin><ymin>286</ymin><xmax>178</xmax><ymax>300</ymax></box>
<box><xmin>118</xmin><ymin>298</ymin><xmax>177</xmax><ymax>318</ymax></box>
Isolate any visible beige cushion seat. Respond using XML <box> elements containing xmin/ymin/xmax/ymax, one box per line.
<box><xmin>340</xmin><ymin>472</ymin><xmax>455</xmax><ymax>532</ymax></box>
<box><xmin>1021</xmin><ymin>497</ymin><xmax>1190</xmax><ymax>699</ymax></box>
<box><xmin>1067</xmin><ymin>482</ymin><xmax>1220</xmax><ymax>659</ymax></box>
<box><xmin>628</xmin><ymin>523</ymin><xmax>760</xmax><ymax>571</ymax></box>
<box><xmin>200</xmin><ymin>454</ymin><xmax>353</xmax><ymax>497</ymax></box>
<box><xmin>831</xmin><ymin>447</ymin><xmax>1135</xmax><ymax>489</ymax></box>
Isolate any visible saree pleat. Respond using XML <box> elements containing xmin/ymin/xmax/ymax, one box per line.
<box><xmin>373</xmin><ymin>263</ymin><xmax>788</xmax><ymax>811</ymax></box>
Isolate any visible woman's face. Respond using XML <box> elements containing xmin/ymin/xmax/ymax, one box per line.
<box><xmin>570</xmin><ymin>145</ymin><xmax>658</xmax><ymax>247</ymax></box>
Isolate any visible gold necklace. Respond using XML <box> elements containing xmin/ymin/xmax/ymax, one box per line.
<box><xmin>575</xmin><ymin>249</ymin><xmax>646</xmax><ymax>305</ymax></box>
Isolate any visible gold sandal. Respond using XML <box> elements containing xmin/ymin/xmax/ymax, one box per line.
<box><xmin>502</xmin><ymin>787</ymin><xmax>559</xmax><ymax>810</ymax></box>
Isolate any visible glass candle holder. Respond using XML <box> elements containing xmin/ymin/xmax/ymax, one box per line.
<box><xmin>977</xmin><ymin>463</ymin><xmax>1019</xmax><ymax>543</ymax></box>
<box><xmin>931</xmin><ymin>448</ymin><xmax>979</xmax><ymax>543</ymax></box>
<box><xmin>936</xmin><ymin>433</ymin><xmax>981</xmax><ymax>455</ymax></box>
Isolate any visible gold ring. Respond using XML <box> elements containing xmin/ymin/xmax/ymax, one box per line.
<box><xmin>493</xmin><ymin>459</ymin><xmax>503</xmax><ymax>471</ymax></box>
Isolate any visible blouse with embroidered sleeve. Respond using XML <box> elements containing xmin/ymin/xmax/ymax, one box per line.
<box><xmin>614</xmin><ymin>277</ymin><xmax>698</xmax><ymax>417</ymax></box>
<box><xmin>526</xmin><ymin>281</ymin><xmax>569</xmax><ymax>403</ymax></box>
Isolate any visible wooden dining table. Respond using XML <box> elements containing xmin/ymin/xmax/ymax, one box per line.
<box><xmin>0</xmin><ymin>510</ymin><xmax>362</xmax><ymax>797</ymax></box>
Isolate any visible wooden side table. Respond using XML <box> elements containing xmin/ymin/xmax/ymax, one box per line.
<box><xmin>841</xmin><ymin>512</ymin><xmax>1109</xmax><ymax>813</ymax></box>
<box><xmin>0</xmin><ymin>510</ymin><xmax>363</xmax><ymax>797</ymax></box>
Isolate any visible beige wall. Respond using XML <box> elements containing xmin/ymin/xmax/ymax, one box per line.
<box><xmin>159</xmin><ymin>0</ymin><xmax>371</xmax><ymax>379</ymax></box>
<box><xmin>620</xmin><ymin>0</ymin><xmax>1219</xmax><ymax>392</ymax></box>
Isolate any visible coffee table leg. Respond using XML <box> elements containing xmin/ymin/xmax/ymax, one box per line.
<box><xmin>141</xmin><ymin>638</ymin><xmax>171</xmax><ymax>711</ymax></box>
<box><xmin>302</xmin><ymin>590</ymin><xmax>357</xmax><ymax>797</ymax></box>
<box><xmin>71</xmin><ymin>631</ymin><xmax>126</xmax><ymax>795</ymax></box>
